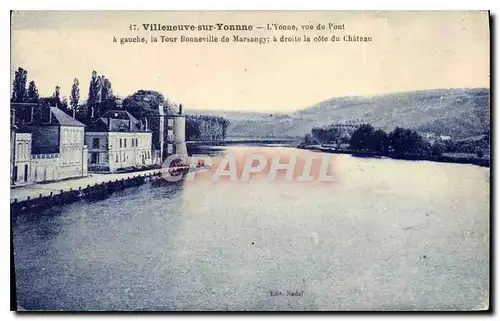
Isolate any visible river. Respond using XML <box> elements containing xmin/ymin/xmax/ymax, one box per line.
<box><xmin>12</xmin><ymin>146</ymin><xmax>490</xmax><ymax>311</ymax></box>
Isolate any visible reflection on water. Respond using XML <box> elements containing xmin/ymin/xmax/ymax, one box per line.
<box><xmin>12</xmin><ymin>147</ymin><xmax>490</xmax><ymax>311</ymax></box>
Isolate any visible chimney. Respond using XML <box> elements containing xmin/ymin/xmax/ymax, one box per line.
<box><xmin>107</xmin><ymin>115</ymin><xmax>111</xmax><ymax>130</ymax></box>
<box><xmin>179</xmin><ymin>103</ymin><xmax>183</xmax><ymax>115</ymax></box>
<box><xmin>91</xmin><ymin>107</ymin><xmax>95</xmax><ymax>119</ymax></box>
<box><xmin>30</xmin><ymin>105</ymin><xmax>34</xmax><ymax>123</ymax></box>
<box><xmin>48</xmin><ymin>105</ymin><xmax>53</xmax><ymax>124</ymax></box>
<box><xmin>72</xmin><ymin>108</ymin><xmax>76</xmax><ymax>119</ymax></box>
<box><xmin>129</xmin><ymin>119</ymin><xmax>132</xmax><ymax>131</ymax></box>
<box><xmin>145</xmin><ymin>117</ymin><xmax>148</xmax><ymax>131</ymax></box>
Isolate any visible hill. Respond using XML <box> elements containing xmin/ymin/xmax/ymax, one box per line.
<box><xmin>186</xmin><ymin>88</ymin><xmax>490</xmax><ymax>140</ymax></box>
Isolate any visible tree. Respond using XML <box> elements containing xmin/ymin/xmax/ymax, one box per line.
<box><xmin>220</xmin><ymin>117</ymin><xmax>230</xmax><ymax>139</ymax></box>
<box><xmin>27</xmin><ymin>80</ymin><xmax>39</xmax><ymax>103</ymax></box>
<box><xmin>388</xmin><ymin>127</ymin><xmax>430</xmax><ymax>156</ymax></box>
<box><xmin>11</xmin><ymin>67</ymin><xmax>28</xmax><ymax>102</ymax></box>
<box><xmin>186</xmin><ymin>116</ymin><xmax>202</xmax><ymax>141</ymax></box>
<box><xmin>97</xmin><ymin>76</ymin><xmax>116</xmax><ymax>115</ymax></box>
<box><xmin>61</xmin><ymin>97</ymin><xmax>69</xmax><ymax>109</ymax></box>
<box><xmin>100</xmin><ymin>76</ymin><xmax>113</xmax><ymax>102</ymax></box>
<box><xmin>431</xmin><ymin>143</ymin><xmax>443</xmax><ymax>157</ymax></box>
<box><xmin>88</xmin><ymin>71</ymin><xmax>101</xmax><ymax>105</ymax></box>
<box><xmin>53</xmin><ymin>85</ymin><xmax>61</xmax><ymax>100</ymax></box>
<box><xmin>49</xmin><ymin>85</ymin><xmax>62</xmax><ymax>108</ymax></box>
<box><xmin>370</xmin><ymin>129</ymin><xmax>389</xmax><ymax>154</ymax></box>
<box><xmin>70</xmin><ymin>78</ymin><xmax>80</xmax><ymax>110</ymax></box>
<box><xmin>349</xmin><ymin>124</ymin><xmax>375</xmax><ymax>151</ymax></box>
<box><xmin>123</xmin><ymin>90</ymin><xmax>166</xmax><ymax>116</ymax></box>
<box><xmin>303</xmin><ymin>133</ymin><xmax>318</xmax><ymax>145</ymax></box>
<box><xmin>123</xmin><ymin>90</ymin><xmax>167</xmax><ymax>151</ymax></box>
<box><xmin>186</xmin><ymin>115</ymin><xmax>230</xmax><ymax>141</ymax></box>
<box><xmin>87</xmin><ymin>70</ymin><xmax>102</xmax><ymax>119</ymax></box>
<box><xmin>310</xmin><ymin>125</ymin><xmax>344</xmax><ymax>145</ymax></box>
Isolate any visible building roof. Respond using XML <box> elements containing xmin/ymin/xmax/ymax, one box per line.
<box><xmin>87</xmin><ymin>110</ymin><xmax>151</xmax><ymax>133</ymax></box>
<box><xmin>11</xmin><ymin>103</ymin><xmax>85</xmax><ymax>127</ymax></box>
<box><xmin>50</xmin><ymin>107</ymin><xmax>86</xmax><ymax>127</ymax></box>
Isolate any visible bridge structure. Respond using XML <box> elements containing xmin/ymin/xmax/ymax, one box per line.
<box><xmin>186</xmin><ymin>138</ymin><xmax>301</xmax><ymax>146</ymax></box>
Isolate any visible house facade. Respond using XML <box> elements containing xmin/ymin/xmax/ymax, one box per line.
<box><xmin>11</xmin><ymin>131</ymin><xmax>32</xmax><ymax>186</ymax></box>
<box><xmin>27</xmin><ymin>107</ymin><xmax>88</xmax><ymax>182</ymax></box>
<box><xmin>86</xmin><ymin>110</ymin><xmax>153</xmax><ymax>172</ymax></box>
<box><xmin>11</xmin><ymin>103</ymin><xmax>88</xmax><ymax>184</ymax></box>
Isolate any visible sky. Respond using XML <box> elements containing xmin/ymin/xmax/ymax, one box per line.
<box><xmin>11</xmin><ymin>11</ymin><xmax>490</xmax><ymax>112</ymax></box>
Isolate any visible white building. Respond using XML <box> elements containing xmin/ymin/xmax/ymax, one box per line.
<box><xmin>11</xmin><ymin>104</ymin><xmax>88</xmax><ymax>184</ymax></box>
<box><xmin>11</xmin><ymin>128</ymin><xmax>32</xmax><ymax>186</ymax></box>
<box><xmin>86</xmin><ymin>110</ymin><xmax>153</xmax><ymax>172</ymax></box>
<box><xmin>422</xmin><ymin>132</ymin><xmax>452</xmax><ymax>144</ymax></box>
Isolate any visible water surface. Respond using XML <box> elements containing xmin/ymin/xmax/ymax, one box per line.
<box><xmin>13</xmin><ymin>146</ymin><xmax>490</xmax><ymax>311</ymax></box>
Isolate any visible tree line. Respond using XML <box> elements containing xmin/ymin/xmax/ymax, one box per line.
<box><xmin>304</xmin><ymin>123</ymin><xmax>444</xmax><ymax>157</ymax></box>
<box><xmin>186</xmin><ymin>115</ymin><xmax>230</xmax><ymax>141</ymax></box>
<box><xmin>11</xmin><ymin>67</ymin><xmax>114</xmax><ymax>122</ymax></box>
<box><xmin>11</xmin><ymin>67</ymin><xmax>231</xmax><ymax>146</ymax></box>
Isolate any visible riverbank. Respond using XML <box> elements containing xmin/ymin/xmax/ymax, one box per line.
<box><xmin>10</xmin><ymin>166</ymin><xmax>191</xmax><ymax>213</ymax></box>
<box><xmin>298</xmin><ymin>145</ymin><xmax>490</xmax><ymax>167</ymax></box>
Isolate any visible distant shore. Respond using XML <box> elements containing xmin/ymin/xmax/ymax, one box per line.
<box><xmin>298</xmin><ymin>145</ymin><xmax>490</xmax><ymax>168</ymax></box>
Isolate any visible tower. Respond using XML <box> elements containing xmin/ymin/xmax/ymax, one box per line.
<box><xmin>166</xmin><ymin>103</ymin><xmax>187</xmax><ymax>157</ymax></box>
<box><xmin>158</xmin><ymin>104</ymin><xmax>165</xmax><ymax>160</ymax></box>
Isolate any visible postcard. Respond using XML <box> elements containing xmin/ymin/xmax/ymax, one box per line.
<box><xmin>10</xmin><ymin>10</ymin><xmax>490</xmax><ymax>311</ymax></box>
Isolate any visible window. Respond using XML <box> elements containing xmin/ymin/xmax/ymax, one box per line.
<box><xmin>147</xmin><ymin>151</ymin><xmax>151</xmax><ymax>159</ymax></box>
<box><xmin>92</xmin><ymin>138</ymin><xmax>99</xmax><ymax>149</ymax></box>
<box><xmin>91</xmin><ymin>152</ymin><xmax>99</xmax><ymax>164</ymax></box>
<box><xmin>17</xmin><ymin>143</ymin><xmax>22</xmax><ymax>161</ymax></box>
<box><xmin>120</xmin><ymin>138</ymin><xmax>122</xmax><ymax>148</ymax></box>
<box><xmin>167</xmin><ymin>118</ymin><xmax>174</xmax><ymax>126</ymax></box>
<box><xmin>167</xmin><ymin>129</ymin><xmax>174</xmax><ymax>141</ymax></box>
<box><xmin>116</xmin><ymin>153</ymin><xmax>119</xmax><ymax>163</ymax></box>
<box><xmin>131</xmin><ymin>138</ymin><xmax>135</xmax><ymax>148</ymax></box>
<box><xmin>24</xmin><ymin>164</ymin><xmax>28</xmax><ymax>182</ymax></box>
<box><xmin>136</xmin><ymin>138</ymin><xmax>139</xmax><ymax>147</ymax></box>
<box><xmin>124</xmin><ymin>139</ymin><xmax>127</xmax><ymax>148</ymax></box>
